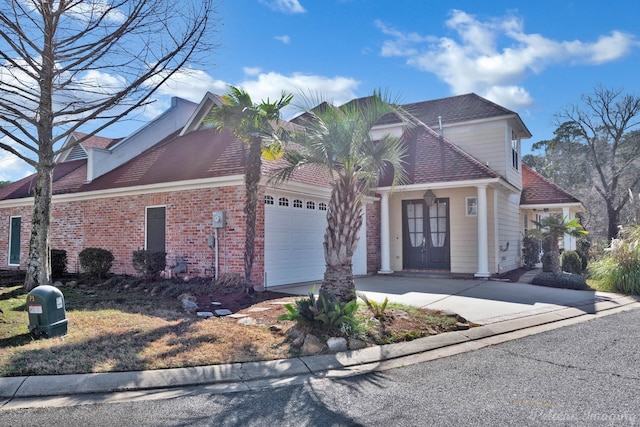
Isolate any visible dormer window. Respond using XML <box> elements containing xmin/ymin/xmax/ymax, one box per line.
<box><xmin>511</xmin><ymin>130</ymin><xmax>519</xmax><ymax>170</ymax></box>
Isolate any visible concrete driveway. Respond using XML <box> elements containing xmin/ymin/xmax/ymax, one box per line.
<box><xmin>274</xmin><ymin>274</ymin><xmax>629</xmax><ymax>325</ymax></box>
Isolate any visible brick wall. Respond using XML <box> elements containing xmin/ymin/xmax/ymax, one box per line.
<box><xmin>0</xmin><ymin>184</ymin><xmax>264</xmax><ymax>283</ymax></box>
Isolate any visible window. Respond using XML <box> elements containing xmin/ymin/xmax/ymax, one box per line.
<box><xmin>9</xmin><ymin>216</ymin><xmax>21</xmax><ymax>265</ymax></box>
<box><xmin>278</xmin><ymin>197</ymin><xmax>289</xmax><ymax>207</ymax></box>
<box><xmin>511</xmin><ymin>130</ymin><xmax>519</xmax><ymax>170</ymax></box>
<box><xmin>293</xmin><ymin>199</ymin><xmax>303</xmax><ymax>208</ymax></box>
<box><xmin>466</xmin><ymin>197</ymin><xmax>478</xmax><ymax>217</ymax></box>
<box><xmin>306</xmin><ymin>201</ymin><xmax>316</xmax><ymax>210</ymax></box>
<box><xmin>265</xmin><ymin>195</ymin><xmax>274</xmax><ymax>205</ymax></box>
<box><xmin>318</xmin><ymin>202</ymin><xmax>327</xmax><ymax>211</ymax></box>
<box><xmin>146</xmin><ymin>206</ymin><xmax>166</xmax><ymax>253</ymax></box>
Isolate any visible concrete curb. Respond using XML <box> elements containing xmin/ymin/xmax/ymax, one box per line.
<box><xmin>1</xmin><ymin>294</ymin><xmax>639</xmax><ymax>404</ymax></box>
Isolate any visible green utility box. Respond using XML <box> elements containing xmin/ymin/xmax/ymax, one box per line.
<box><xmin>27</xmin><ymin>285</ymin><xmax>68</xmax><ymax>338</ymax></box>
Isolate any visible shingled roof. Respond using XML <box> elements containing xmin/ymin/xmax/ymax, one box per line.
<box><xmin>0</xmin><ymin>127</ymin><xmax>331</xmax><ymax>201</ymax></box>
<box><xmin>520</xmin><ymin>164</ymin><xmax>581</xmax><ymax>205</ymax></box>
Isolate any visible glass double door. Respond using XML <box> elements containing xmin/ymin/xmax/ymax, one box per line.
<box><xmin>402</xmin><ymin>199</ymin><xmax>450</xmax><ymax>270</ymax></box>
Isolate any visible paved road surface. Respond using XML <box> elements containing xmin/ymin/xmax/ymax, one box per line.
<box><xmin>1</xmin><ymin>308</ymin><xmax>639</xmax><ymax>426</ymax></box>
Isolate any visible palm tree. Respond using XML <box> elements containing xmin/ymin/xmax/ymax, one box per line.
<box><xmin>271</xmin><ymin>92</ymin><xmax>413</xmax><ymax>304</ymax></box>
<box><xmin>530</xmin><ymin>215</ymin><xmax>588</xmax><ymax>273</ymax></box>
<box><xmin>208</xmin><ymin>86</ymin><xmax>293</xmax><ymax>285</ymax></box>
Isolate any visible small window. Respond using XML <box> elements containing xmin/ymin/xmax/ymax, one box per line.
<box><xmin>319</xmin><ymin>202</ymin><xmax>327</xmax><ymax>211</ymax></box>
<box><xmin>9</xmin><ymin>216</ymin><xmax>21</xmax><ymax>266</ymax></box>
<box><xmin>466</xmin><ymin>196</ymin><xmax>477</xmax><ymax>217</ymax></box>
<box><xmin>511</xmin><ymin>130</ymin><xmax>519</xmax><ymax>170</ymax></box>
<box><xmin>279</xmin><ymin>197</ymin><xmax>289</xmax><ymax>207</ymax></box>
<box><xmin>293</xmin><ymin>199</ymin><xmax>303</xmax><ymax>208</ymax></box>
<box><xmin>265</xmin><ymin>195</ymin><xmax>274</xmax><ymax>205</ymax></box>
<box><xmin>306</xmin><ymin>201</ymin><xmax>316</xmax><ymax>210</ymax></box>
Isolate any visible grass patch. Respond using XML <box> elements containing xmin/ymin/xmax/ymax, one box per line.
<box><xmin>1</xmin><ymin>276</ymin><xmax>469</xmax><ymax>377</ymax></box>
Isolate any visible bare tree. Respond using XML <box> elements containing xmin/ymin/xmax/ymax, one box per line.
<box><xmin>556</xmin><ymin>86</ymin><xmax>640</xmax><ymax>241</ymax></box>
<box><xmin>0</xmin><ymin>0</ymin><xmax>218</xmax><ymax>290</ymax></box>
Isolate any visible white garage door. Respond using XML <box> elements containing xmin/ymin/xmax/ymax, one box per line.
<box><xmin>264</xmin><ymin>194</ymin><xmax>366</xmax><ymax>287</ymax></box>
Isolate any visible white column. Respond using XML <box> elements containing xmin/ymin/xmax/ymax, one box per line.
<box><xmin>562</xmin><ymin>207</ymin><xmax>572</xmax><ymax>251</ymax></box>
<box><xmin>378</xmin><ymin>192</ymin><xmax>393</xmax><ymax>274</ymax></box>
<box><xmin>475</xmin><ymin>184</ymin><xmax>490</xmax><ymax>278</ymax></box>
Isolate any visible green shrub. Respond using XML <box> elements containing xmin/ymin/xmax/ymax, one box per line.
<box><xmin>590</xmin><ymin>226</ymin><xmax>640</xmax><ymax>295</ymax></box>
<box><xmin>50</xmin><ymin>249</ymin><xmax>67</xmax><ymax>279</ymax></box>
<box><xmin>358</xmin><ymin>293</ymin><xmax>390</xmax><ymax>320</ymax></box>
<box><xmin>279</xmin><ymin>288</ymin><xmax>359</xmax><ymax>336</ymax></box>
<box><xmin>79</xmin><ymin>247</ymin><xmax>114</xmax><ymax>279</ymax></box>
<box><xmin>280</xmin><ymin>288</ymin><xmax>318</xmax><ymax>325</ymax></box>
<box><xmin>132</xmin><ymin>250</ymin><xmax>166</xmax><ymax>277</ymax></box>
<box><xmin>522</xmin><ymin>233</ymin><xmax>540</xmax><ymax>268</ymax></box>
<box><xmin>531</xmin><ymin>272</ymin><xmax>589</xmax><ymax>290</ymax></box>
<box><xmin>561</xmin><ymin>250</ymin><xmax>583</xmax><ymax>274</ymax></box>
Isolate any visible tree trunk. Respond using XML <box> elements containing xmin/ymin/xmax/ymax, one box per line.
<box><xmin>320</xmin><ymin>176</ymin><xmax>362</xmax><ymax>304</ymax></box>
<box><xmin>550</xmin><ymin>240</ymin><xmax>561</xmax><ymax>274</ymax></box>
<box><xmin>607</xmin><ymin>204</ymin><xmax>620</xmax><ymax>241</ymax></box>
<box><xmin>243</xmin><ymin>137</ymin><xmax>262</xmax><ymax>285</ymax></box>
<box><xmin>24</xmin><ymin>159</ymin><xmax>54</xmax><ymax>291</ymax></box>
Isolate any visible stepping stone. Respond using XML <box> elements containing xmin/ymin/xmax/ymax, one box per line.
<box><xmin>247</xmin><ymin>307</ymin><xmax>271</xmax><ymax>312</ymax></box>
<box><xmin>197</xmin><ymin>311</ymin><xmax>214</xmax><ymax>318</ymax></box>
<box><xmin>214</xmin><ymin>309</ymin><xmax>233</xmax><ymax>316</ymax></box>
<box><xmin>228</xmin><ymin>313</ymin><xmax>249</xmax><ymax>318</ymax></box>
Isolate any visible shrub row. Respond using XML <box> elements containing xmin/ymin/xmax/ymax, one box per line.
<box><xmin>68</xmin><ymin>248</ymin><xmax>167</xmax><ymax>279</ymax></box>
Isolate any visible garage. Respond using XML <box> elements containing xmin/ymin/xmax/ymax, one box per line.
<box><xmin>264</xmin><ymin>193</ymin><xmax>366</xmax><ymax>287</ymax></box>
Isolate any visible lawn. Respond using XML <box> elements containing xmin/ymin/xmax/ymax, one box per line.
<box><xmin>0</xmin><ymin>273</ymin><xmax>464</xmax><ymax>377</ymax></box>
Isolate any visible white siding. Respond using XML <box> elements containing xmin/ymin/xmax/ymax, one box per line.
<box><xmin>494</xmin><ymin>190</ymin><xmax>522</xmax><ymax>273</ymax></box>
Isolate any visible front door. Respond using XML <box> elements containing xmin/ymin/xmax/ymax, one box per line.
<box><xmin>402</xmin><ymin>199</ymin><xmax>450</xmax><ymax>270</ymax></box>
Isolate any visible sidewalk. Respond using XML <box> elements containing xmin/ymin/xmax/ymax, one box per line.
<box><xmin>1</xmin><ymin>275</ymin><xmax>639</xmax><ymax>409</ymax></box>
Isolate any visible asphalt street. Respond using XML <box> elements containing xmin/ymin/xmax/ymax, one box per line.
<box><xmin>2</xmin><ymin>307</ymin><xmax>639</xmax><ymax>426</ymax></box>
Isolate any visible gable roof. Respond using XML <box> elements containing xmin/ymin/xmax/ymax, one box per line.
<box><xmin>374</xmin><ymin>93</ymin><xmax>532</xmax><ymax>138</ymax></box>
<box><xmin>520</xmin><ymin>164</ymin><xmax>581</xmax><ymax>205</ymax></box>
<box><xmin>0</xmin><ymin>159</ymin><xmax>87</xmax><ymax>200</ymax></box>
<box><xmin>0</xmin><ymin>126</ymin><xmax>331</xmax><ymax>202</ymax></box>
<box><xmin>378</xmin><ymin>123</ymin><xmax>499</xmax><ymax>187</ymax></box>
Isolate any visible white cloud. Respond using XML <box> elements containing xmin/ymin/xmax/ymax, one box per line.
<box><xmin>244</xmin><ymin>67</ymin><xmax>262</xmax><ymax>76</ymax></box>
<box><xmin>377</xmin><ymin>9</ymin><xmax>639</xmax><ymax>110</ymax></box>
<box><xmin>0</xmin><ymin>137</ymin><xmax>34</xmax><ymax>181</ymax></box>
<box><xmin>259</xmin><ymin>0</ymin><xmax>306</xmax><ymax>14</ymax></box>
<box><xmin>275</xmin><ymin>35</ymin><xmax>291</xmax><ymax>44</ymax></box>
<box><xmin>141</xmin><ymin>69</ymin><xmax>359</xmax><ymax>120</ymax></box>
<box><xmin>140</xmin><ymin>68</ymin><xmax>229</xmax><ymax>118</ymax></box>
<box><xmin>237</xmin><ymin>71</ymin><xmax>360</xmax><ymax>118</ymax></box>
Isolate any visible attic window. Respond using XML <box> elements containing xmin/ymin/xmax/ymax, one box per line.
<box><xmin>511</xmin><ymin>130</ymin><xmax>519</xmax><ymax>170</ymax></box>
<box><xmin>66</xmin><ymin>144</ymin><xmax>87</xmax><ymax>161</ymax></box>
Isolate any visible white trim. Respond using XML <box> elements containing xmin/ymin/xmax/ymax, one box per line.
<box><xmin>377</xmin><ymin>178</ymin><xmax>500</xmax><ymax>192</ymax></box>
<box><xmin>0</xmin><ymin>175</ymin><xmax>246</xmax><ymax>208</ymax></box>
<box><xmin>8</xmin><ymin>215</ymin><xmax>21</xmax><ymax>266</ymax></box>
<box><xmin>520</xmin><ymin>202</ymin><xmax>583</xmax><ymax>210</ymax></box>
<box><xmin>465</xmin><ymin>196</ymin><xmax>478</xmax><ymax>217</ymax></box>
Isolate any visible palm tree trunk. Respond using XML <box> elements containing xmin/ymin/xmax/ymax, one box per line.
<box><xmin>321</xmin><ymin>176</ymin><xmax>362</xmax><ymax>304</ymax></box>
<box><xmin>243</xmin><ymin>137</ymin><xmax>262</xmax><ymax>285</ymax></box>
<box><xmin>24</xmin><ymin>160</ymin><xmax>54</xmax><ymax>291</ymax></box>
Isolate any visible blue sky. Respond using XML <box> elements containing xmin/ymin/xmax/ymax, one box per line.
<box><xmin>2</xmin><ymin>0</ymin><xmax>639</xmax><ymax>181</ymax></box>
